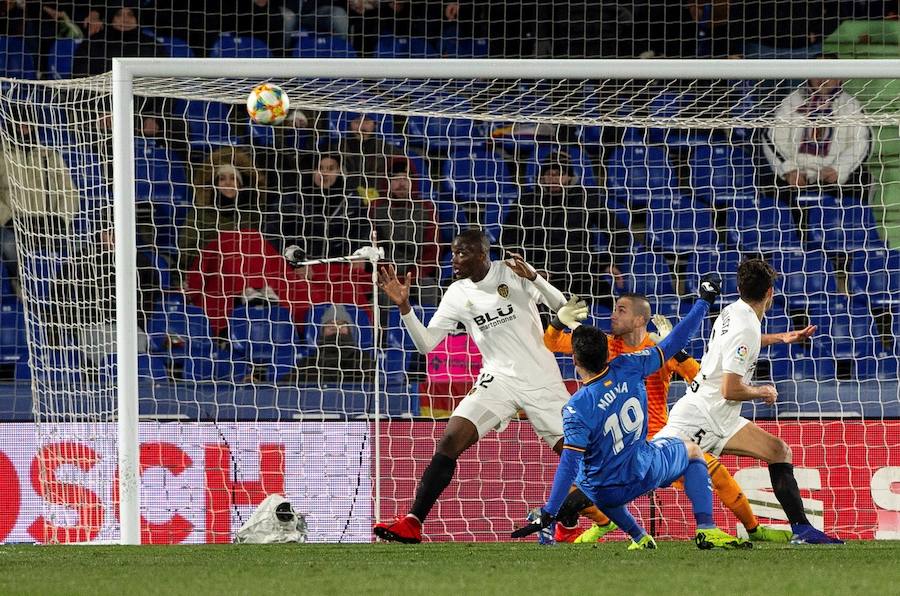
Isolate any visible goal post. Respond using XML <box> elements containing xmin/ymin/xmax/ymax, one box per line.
<box><xmin>1</xmin><ymin>57</ymin><xmax>897</xmax><ymax>544</ymax></box>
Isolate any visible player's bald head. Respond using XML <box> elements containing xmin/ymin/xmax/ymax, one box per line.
<box><xmin>454</xmin><ymin>229</ymin><xmax>490</xmax><ymax>255</ymax></box>
<box><xmin>571</xmin><ymin>325</ymin><xmax>609</xmax><ymax>375</ymax></box>
<box><xmin>618</xmin><ymin>293</ymin><xmax>651</xmax><ymax>322</ymax></box>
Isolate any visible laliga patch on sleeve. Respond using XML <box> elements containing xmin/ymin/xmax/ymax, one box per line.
<box><xmin>733</xmin><ymin>344</ymin><xmax>750</xmax><ymax>363</ymax></box>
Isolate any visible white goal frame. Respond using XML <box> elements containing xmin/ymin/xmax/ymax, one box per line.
<box><xmin>111</xmin><ymin>57</ymin><xmax>900</xmax><ymax>545</ymax></box>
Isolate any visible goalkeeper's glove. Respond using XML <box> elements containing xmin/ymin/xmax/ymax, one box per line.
<box><xmin>698</xmin><ymin>274</ymin><xmax>722</xmax><ymax>306</ymax></box>
<box><xmin>511</xmin><ymin>507</ymin><xmax>556</xmax><ymax>544</ymax></box>
<box><xmin>551</xmin><ymin>295</ymin><xmax>589</xmax><ymax>331</ymax></box>
<box><xmin>648</xmin><ymin>313</ymin><xmax>673</xmax><ymax>344</ymax></box>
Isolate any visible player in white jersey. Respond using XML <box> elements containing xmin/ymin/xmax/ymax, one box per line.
<box><xmin>373</xmin><ymin>229</ymin><xmax>585</xmax><ymax>543</ymax></box>
<box><xmin>656</xmin><ymin>259</ymin><xmax>843</xmax><ymax>544</ymax></box>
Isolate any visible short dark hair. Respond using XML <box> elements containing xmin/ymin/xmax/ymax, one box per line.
<box><xmin>738</xmin><ymin>258</ymin><xmax>777</xmax><ymax>302</ymax></box>
<box><xmin>617</xmin><ymin>292</ymin><xmax>651</xmax><ymax>320</ymax></box>
<box><xmin>572</xmin><ymin>325</ymin><xmax>608</xmax><ymax>375</ymax></box>
<box><xmin>455</xmin><ymin>229</ymin><xmax>490</xmax><ymax>254</ymax></box>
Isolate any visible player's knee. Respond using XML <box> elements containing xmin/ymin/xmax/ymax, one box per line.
<box><xmin>771</xmin><ymin>438</ymin><xmax>792</xmax><ymax>464</ymax></box>
<box><xmin>683</xmin><ymin>440</ymin><xmax>703</xmax><ymax>460</ymax></box>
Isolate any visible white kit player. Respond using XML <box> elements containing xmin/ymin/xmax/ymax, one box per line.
<box><xmin>373</xmin><ymin>229</ymin><xmax>577</xmax><ymax>543</ymax></box>
<box><xmin>656</xmin><ymin>258</ymin><xmax>842</xmax><ymax>544</ymax></box>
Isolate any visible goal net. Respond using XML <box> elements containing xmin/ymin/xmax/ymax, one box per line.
<box><xmin>1</xmin><ymin>59</ymin><xmax>898</xmax><ymax>544</ymax></box>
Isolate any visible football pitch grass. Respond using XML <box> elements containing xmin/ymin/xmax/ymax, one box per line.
<box><xmin>0</xmin><ymin>540</ymin><xmax>896</xmax><ymax>595</ymax></box>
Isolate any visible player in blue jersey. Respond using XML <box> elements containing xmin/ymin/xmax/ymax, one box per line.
<box><xmin>514</xmin><ymin>276</ymin><xmax>749</xmax><ymax>549</ymax></box>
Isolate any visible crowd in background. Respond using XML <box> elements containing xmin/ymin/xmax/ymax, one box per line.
<box><xmin>0</xmin><ymin>0</ymin><xmax>891</xmax><ymax>391</ymax></box>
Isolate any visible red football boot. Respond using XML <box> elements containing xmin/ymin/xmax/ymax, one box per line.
<box><xmin>554</xmin><ymin>523</ymin><xmax>581</xmax><ymax>543</ymax></box>
<box><xmin>373</xmin><ymin>515</ymin><xmax>422</xmax><ymax>544</ymax></box>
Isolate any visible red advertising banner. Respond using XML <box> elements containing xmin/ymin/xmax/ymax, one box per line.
<box><xmin>0</xmin><ymin>422</ymin><xmax>372</xmax><ymax>544</ymax></box>
<box><xmin>0</xmin><ymin>420</ymin><xmax>895</xmax><ymax>543</ymax></box>
<box><xmin>378</xmin><ymin>420</ymin><xmax>900</xmax><ymax>541</ymax></box>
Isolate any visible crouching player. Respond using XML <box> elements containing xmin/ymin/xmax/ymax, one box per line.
<box><xmin>545</xmin><ymin>293</ymin><xmax>793</xmax><ymax>544</ymax></box>
<box><xmin>514</xmin><ymin>277</ymin><xmax>749</xmax><ymax>549</ymax></box>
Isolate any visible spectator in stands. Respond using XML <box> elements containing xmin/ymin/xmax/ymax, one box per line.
<box><xmin>296</xmin><ymin>303</ymin><xmax>375</xmax><ymax>384</ymax></box>
<box><xmin>267</xmin><ymin>151</ymin><xmax>369</xmax><ymax>260</ymax></box>
<box><xmin>339</xmin><ymin>113</ymin><xmax>397</xmax><ymax>198</ymax></box>
<box><xmin>263</xmin><ymin>109</ymin><xmax>323</xmax><ymax>195</ymax></box>
<box><xmin>70</xmin><ymin>225</ymin><xmax>160</xmax><ymax>368</ymax></box>
<box><xmin>181</xmin><ymin>146</ymin><xmax>327</xmax><ymax>334</ymax></box>
<box><xmin>639</xmin><ymin>0</ymin><xmax>737</xmax><ymax>58</ymax></box>
<box><xmin>370</xmin><ymin>158</ymin><xmax>441</xmax><ymax>305</ymax></box>
<box><xmin>500</xmin><ymin>155</ymin><xmax>628</xmax><ymax>310</ymax></box>
<box><xmin>0</xmin><ymin>113</ymin><xmax>79</xmax><ymax>295</ymax></box>
<box><xmin>762</xmin><ymin>70</ymin><xmax>871</xmax><ymax>201</ymax></box>
<box><xmin>217</xmin><ymin>0</ymin><xmax>291</xmax><ymax>57</ymax></box>
<box><xmin>732</xmin><ymin>0</ymin><xmax>840</xmax><ymax>59</ymax></box>
<box><xmin>180</xmin><ymin>146</ymin><xmax>268</xmax><ymax>272</ymax></box>
<box><xmin>72</xmin><ymin>4</ymin><xmax>166</xmax><ymax>77</ymax></box>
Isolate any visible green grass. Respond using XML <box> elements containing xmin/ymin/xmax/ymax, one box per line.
<box><xmin>0</xmin><ymin>541</ymin><xmax>896</xmax><ymax>596</ymax></box>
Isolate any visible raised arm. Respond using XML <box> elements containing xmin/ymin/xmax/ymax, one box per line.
<box><xmin>503</xmin><ymin>251</ymin><xmax>566</xmax><ymax>311</ymax></box>
<box><xmin>378</xmin><ymin>265</ymin><xmax>451</xmax><ymax>355</ymax></box>
<box><xmin>656</xmin><ymin>276</ymin><xmax>720</xmax><ymax>363</ymax></box>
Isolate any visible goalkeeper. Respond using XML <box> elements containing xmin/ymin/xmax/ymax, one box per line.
<box><xmin>545</xmin><ymin>293</ymin><xmax>795</xmax><ymax>544</ymax></box>
<box><xmin>514</xmin><ymin>277</ymin><xmax>747</xmax><ymax>549</ymax></box>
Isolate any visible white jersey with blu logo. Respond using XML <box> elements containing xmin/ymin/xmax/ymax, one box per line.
<box><xmin>681</xmin><ymin>299</ymin><xmax>761</xmax><ymax>430</ymax></box>
<box><xmin>427</xmin><ymin>261</ymin><xmax>564</xmax><ymax>389</ymax></box>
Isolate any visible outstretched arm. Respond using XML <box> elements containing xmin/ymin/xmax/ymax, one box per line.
<box><xmin>379</xmin><ymin>265</ymin><xmax>450</xmax><ymax>354</ymax></box>
<box><xmin>761</xmin><ymin>325</ymin><xmax>816</xmax><ymax>347</ymax></box>
<box><xmin>656</xmin><ymin>276</ymin><xmax>720</xmax><ymax>363</ymax></box>
<box><xmin>504</xmin><ymin>251</ymin><xmax>566</xmax><ymax>311</ymax></box>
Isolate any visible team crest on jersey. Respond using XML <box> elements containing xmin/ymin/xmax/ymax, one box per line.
<box><xmin>735</xmin><ymin>344</ymin><xmax>749</xmax><ymax>363</ymax></box>
<box><xmin>497</xmin><ymin>284</ymin><xmax>509</xmax><ymax>299</ymax></box>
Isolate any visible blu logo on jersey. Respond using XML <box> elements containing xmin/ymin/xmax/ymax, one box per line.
<box><xmin>473</xmin><ymin>305</ymin><xmax>515</xmax><ymax>327</ymax></box>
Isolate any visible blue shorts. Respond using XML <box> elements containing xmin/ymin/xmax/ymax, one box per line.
<box><xmin>579</xmin><ymin>437</ymin><xmax>690</xmax><ymax>508</ymax></box>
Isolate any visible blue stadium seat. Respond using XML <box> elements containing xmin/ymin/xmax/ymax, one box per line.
<box><xmin>522</xmin><ymin>144</ymin><xmax>599</xmax><ymax>191</ymax></box>
<box><xmin>685</xmin><ymin>250</ymin><xmax>741</xmax><ymax>300</ymax></box>
<box><xmin>404</xmin><ymin>107</ymin><xmax>480</xmax><ymax>153</ymax></box>
<box><xmin>374</xmin><ymin>35</ymin><xmax>439</xmax><ymax>58</ymax></box>
<box><xmin>441</xmin><ymin>36</ymin><xmax>490</xmax><ymax>58</ymax></box>
<box><xmin>0</xmin><ymin>36</ymin><xmax>36</xmax><ymax>79</ymax></box>
<box><xmin>689</xmin><ymin>144</ymin><xmax>755</xmax><ymax>206</ymax></box>
<box><xmin>730</xmin><ymin>195</ymin><xmax>802</xmax><ymax>251</ymax></box>
<box><xmin>385</xmin><ymin>305</ymin><xmax>435</xmax><ymax>382</ymax></box>
<box><xmin>145</xmin><ymin>294</ymin><xmax>219</xmax><ymax>381</ymax></box>
<box><xmin>606</xmin><ymin>144</ymin><xmax>677</xmax><ymax>208</ymax></box>
<box><xmin>441</xmin><ymin>147</ymin><xmax>517</xmax><ymax>243</ymax></box>
<box><xmin>134</xmin><ymin>137</ymin><xmax>189</xmax><ymax>204</ymax></box>
<box><xmin>47</xmin><ymin>38</ymin><xmax>82</xmax><ymax>79</ymax></box>
<box><xmin>625</xmin><ymin>250</ymin><xmax>676</xmax><ymax>299</ymax></box>
<box><xmin>767</xmin><ymin>249</ymin><xmax>836</xmax><ymax>309</ymax></box>
<box><xmin>210</xmin><ymin>34</ymin><xmax>272</xmax><ymax>58</ymax></box>
<box><xmin>293</xmin><ymin>30</ymin><xmax>357</xmax><ymax>58</ymax></box>
<box><xmin>807</xmin><ymin>298</ymin><xmax>879</xmax><ymax>380</ymax></box>
<box><xmin>406</xmin><ymin>153</ymin><xmax>435</xmax><ymax>202</ymax></box>
<box><xmin>0</xmin><ymin>303</ymin><xmax>28</xmax><ymax>366</ymax></box>
<box><xmin>152</xmin><ymin>34</ymin><xmax>194</xmax><ymax>58</ymax></box>
<box><xmin>229</xmin><ymin>303</ymin><xmax>301</xmax><ymax>382</ymax></box>
<box><xmin>848</xmin><ymin>248</ymin><xmax>900</xmax><ymax>307</ymax></box>
<box><xmin>174</xmin><ymin>99</ymin><xmax>242</xmax><ymax>148</ymax></box>
<box><xmin>646</xmin><ymin>194</ymin><xmax>718</xmax><ymax>252</ymax></box>
<box><xmin>138</xmin><ymin>249</ymin><xmax>173</xmax><ymax>291</ymax></box>
<box><xmin>799</xmin><ymin>194</ymin><xmax>883</xmax><ymax>252</ymax></box>
<box><xmin>305</xmin><ymin>304</ymin><xmax>373</xmax><ymax>352</ymax></box>
<box><xmin>328</xmin><ymin>111</ymin><xmax>398</xmax><ymax>145</ymax></box>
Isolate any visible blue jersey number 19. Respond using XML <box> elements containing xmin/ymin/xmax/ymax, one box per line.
<box><xmin>602</xmin><ymin>397</ymin><xmax>645</xmax><ymax>454</ymax></box>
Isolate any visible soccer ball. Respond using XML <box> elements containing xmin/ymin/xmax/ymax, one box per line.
<box><xmin>246</xmin><ymin>83</ymin><xmax>290</xmax><ymax>125</ymax></box>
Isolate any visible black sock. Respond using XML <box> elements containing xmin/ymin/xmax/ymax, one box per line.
<box><xmin>768</xmin><ymin>463</ymin><xmax>810</xmax><ymax>526</ymax></box>
<box><xmin>409</xmin><ymin>453</ymin><xmax>457</xmax><ymax>522</ymax></box>
<box><xmin>557</xmin><ymin>488</ymin><xmax>593</xmax><ymax>528</ymax></box>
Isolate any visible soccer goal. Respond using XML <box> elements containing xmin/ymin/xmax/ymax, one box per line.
<box><xmin>0</xmin><ymin>58</ymin><xmax>897</xmax><ymax>545</ymax></box>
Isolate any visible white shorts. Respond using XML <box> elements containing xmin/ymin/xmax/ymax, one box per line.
<box><xmin>452</xmin><ymin>371</ymin><xmax>569</xmax><ymax>448</ymax></box>
<box><xmin>655</xmin><ymin>396</ymin><xmax>750</xmax><ymax>456</ymax></box>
